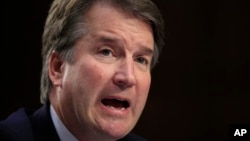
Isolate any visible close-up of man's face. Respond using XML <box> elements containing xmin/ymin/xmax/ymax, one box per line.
<box><xmin>3</xmin><ymin>0</ymin><xmax>250</xmax><ymax>141</ymax></box>
<box><xmin>49</xmin><ymin>2</ymin><xmax>154</xmax><ymax>140</ymax></box>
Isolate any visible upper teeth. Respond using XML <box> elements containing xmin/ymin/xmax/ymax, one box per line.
<box><xmin>106</xmin><ymin>105</ymin><xmax>125</xmax><ymax>110</ymax></box>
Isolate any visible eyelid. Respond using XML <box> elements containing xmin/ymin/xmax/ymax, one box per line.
<box><xmin>99</xmin><ymin>45</ymin><xmax>112</xmax><ymax>50</ymax></box>
<box><xmin>135</xmin><ymin>56</ymin><xmax>150</xmax><ymax>65</ymax></box>
<box><xmin>98</xmin><ymin>46</ymin><xmax>116</xmax><ymax>56</ymax></box>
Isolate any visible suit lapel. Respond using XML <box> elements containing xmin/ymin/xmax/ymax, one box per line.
<box><xmin>29</xmin><ymin>102</ymin><xmax>60</xmax><ymax>141</ymax></box>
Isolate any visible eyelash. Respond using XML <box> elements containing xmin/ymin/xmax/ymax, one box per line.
<box><xmin>135</xmin><ymin>56</ymin><xmax>148</xmax><ymax>65</ymax></box>
<box><xmin>99</xmin><ymin>48</ymin><xmax>114</xmax><ymax>57</ymax></box>
<box><xmin>98</xmin><ymin>48</ymin><xmax>149</xmax><ymax>65</ymax></box>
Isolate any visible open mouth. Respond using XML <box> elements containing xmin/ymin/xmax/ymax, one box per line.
<box><xmin>101</xmin><ymin>99</ymin><xmax>130</xmax><ymax>110</ymax></box>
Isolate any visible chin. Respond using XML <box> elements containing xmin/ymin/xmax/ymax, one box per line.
<box><xmin>100</xmin><ymin>123</ymin><xmax>133</xmax><ymax>140</ymax></box>
<box><xmin>105</xmin><ymin>131</ymin><xmax>128</xmax><ymax>141</ymax></box>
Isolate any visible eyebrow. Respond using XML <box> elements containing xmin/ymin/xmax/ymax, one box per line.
<box><xmin>140</xmin><ymin>46</ymin><xmax>154</xmax><ymax>56</ymax></box>
<box><xmin>94</xmin><ymin>34</ymin><xmax>154</xmax><ymax>56</ymax></box>
<box><xmin>95</xmin><ymin>34</ymin><xmax>122</xmax><ymax>45</ymax></box>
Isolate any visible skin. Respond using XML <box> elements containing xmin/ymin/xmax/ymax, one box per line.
<box><xmin>49</xmin><ymin>2</ymin><xmax>154</xmax><ymax>141</ymax></box>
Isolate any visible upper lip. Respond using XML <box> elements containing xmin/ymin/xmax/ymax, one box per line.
<box><xmin>100</xmin><ymin>95</ymin><xmax>131</xmax><ymax>109</ymax></box>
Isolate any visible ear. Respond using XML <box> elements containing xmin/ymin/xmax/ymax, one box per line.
<box><xmin>49</xmin><ymin>51</ymin><xmax>64</xmax><ymax>86</ymax></box>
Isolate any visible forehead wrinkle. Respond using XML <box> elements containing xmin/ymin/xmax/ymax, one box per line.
<box><xmin>91</xmin><ymin>32</ymin><xmax>126</xmax><ymax>49</ymax></box>
<box><xmin>96</xmin><ymin>34</ymin><xmax>122</xmax><ymax>45</ymax></box>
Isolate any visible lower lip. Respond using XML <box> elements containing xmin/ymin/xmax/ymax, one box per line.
<box><xmin>100</xmin><ymin>103</ymin><xmax>130</xmax><ymax>117</ymax></box>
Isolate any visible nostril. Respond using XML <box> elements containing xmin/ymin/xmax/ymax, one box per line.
<box><xmin>117</xmin><ymin>80</ymin><xmax>126</xmax><ymax>85</ymax></box>
<box><xmin>116</xmin><ymin>80</ymin><xmax>128</xmax><ymax>90</ymax></box>
<box><xmin>113</xmin><ymin>71</ymin><xmax>135</xmax><ymax>89</ymax></box>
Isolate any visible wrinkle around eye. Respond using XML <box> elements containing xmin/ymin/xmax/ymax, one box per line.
<box><xmin>99</xmin><ymin>48</ymin><xmax>113</xmax><ymax>57</ymax></box>
<box><xmin>95</xmin><ymin>47</ymin><xmax>117</xmax><ymax>64</ymax></box>
<box><xmin>135</xmin><ymin>56</ymin><xmax>148</xmax><ymax>65</ymax></box>
<box><xmin>134</xmin><ymin>56</ymin><xmax>151</xmax><ymax>71</ymax></box>
<box><xmin>97</xmin><ymin>45</ymin><xmax>118</xmax><ymax>57</ymax></box>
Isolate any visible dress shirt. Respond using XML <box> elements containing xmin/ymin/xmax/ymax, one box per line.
<box><xmin>50</xmin><ymin>105</ymin><xmax>78</xmax><ymax>141</ymax></box>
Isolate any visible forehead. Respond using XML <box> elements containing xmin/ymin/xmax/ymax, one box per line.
<box><xmin>85</xmin><ymin>1</ymin><xmax>151</xmax><ymax>30</ymax></box>
<box><xmin>84</xmin><ymin>2</ymin><xmax>154</xmax><ymax>48</ymax></box>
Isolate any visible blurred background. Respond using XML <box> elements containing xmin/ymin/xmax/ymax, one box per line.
<box><xmin>1</xmin><ymin>0</ymin><xmax>249</xmax><ymax>140</ymax></box>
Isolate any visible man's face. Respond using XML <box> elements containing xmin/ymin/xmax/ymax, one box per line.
<box><xmin>53</xmin><ymin>3</ymin><xmax>154</xmax><ymax>140</ymax></box>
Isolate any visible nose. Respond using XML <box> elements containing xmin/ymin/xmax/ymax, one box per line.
<box><xmin>113</xmin><ymin>59</ymin><xmax>136</xmax><ymax>89</ymax></box>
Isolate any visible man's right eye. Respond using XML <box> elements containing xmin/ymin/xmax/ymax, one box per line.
<box><xmin>99</xmin><ymin>48</ymin><xmax>113</xmax><ymax>57</ymax></box>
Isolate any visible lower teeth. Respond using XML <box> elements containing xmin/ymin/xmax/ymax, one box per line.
<box><xmin>106</xmin><ymin>105</ymin><xmax>125</xmax><ymax>110</ymax></box>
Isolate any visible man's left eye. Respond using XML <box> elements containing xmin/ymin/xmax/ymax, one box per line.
<box><xmin>136</xmin><ymin>57</ymin><xmax>148</xmax><ymax>65</ymax></box>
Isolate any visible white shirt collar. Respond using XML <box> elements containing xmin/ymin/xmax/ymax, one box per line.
<box><xmin>50</xmin><ymin>105</ymin><xmax>78</xmax><ymax>141</ymax></box>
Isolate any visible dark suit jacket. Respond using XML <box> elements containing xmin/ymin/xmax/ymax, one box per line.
<box><xmin>0</xmin><ymin>102</ymin><xmax>147</xmax><ymax>141</ymax></box>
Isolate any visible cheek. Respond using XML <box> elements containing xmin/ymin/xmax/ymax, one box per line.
<box><xmin>66</xmin><ymin>63</ymin><xmax>105</xmax><ymax>113</ymax></box>
<box><xmin>137</xmin><ymin>74</ymin><xmax>151</xmax><ymax>104</ymax></box>
<box><xmin>140</xmin><ymin>74</ymin><xmax>151</xmax><ymax>93</ymax></box>
<box><xmin>73</xmin><ymin>62</ymin><xmax>111</xmax><ymax>98</ymax></box>
<box><xmin>80</xmin><ymin>64</ymin><xmax>105</xmax><ymax>85</ymax></box>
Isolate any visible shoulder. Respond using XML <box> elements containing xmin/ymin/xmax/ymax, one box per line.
<box><xmin>119</xmin><ymin>132</ymin><xmax>148</xmax><ymax>141</ymax></box>
<box><xmin>0</xmin><ymin>108</ymin><xmax>35</xmax><ymax>141</ymax></box>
